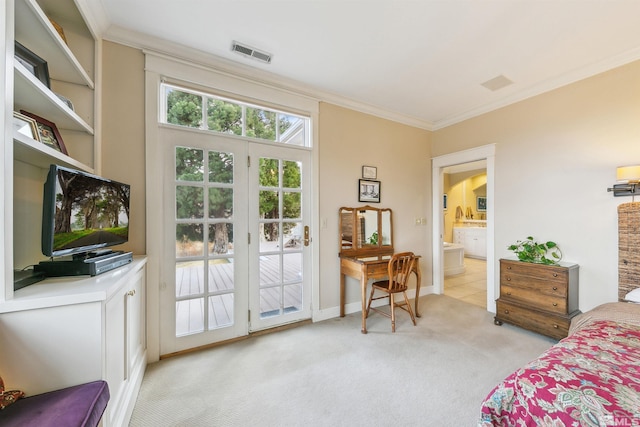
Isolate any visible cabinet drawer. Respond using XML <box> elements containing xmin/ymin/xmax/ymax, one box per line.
<box><xmin>501</xmin><ymin>259</ymin><xmax>567</xmax><ymax>281</ymax></box>
<box><xmin>367</xmin><ymin>262</ymin><xmax>389</xmax><ymax>279</ymax></box>
<box><xmin>500</xmin><ymin>284</ymin><xmax>568</xmax><ymax>314</ymax></box>
<box><xmin>501</xmin><ymin>265</ymin><xmax>567</xmax><ymax>286</ymax></box>
<box><xmin>495</xmin><ymin>299</ymin><xmax>571</xmax><ymax>340</ymax></box>
<box><xmin>500</xmin><ymin>273</ymin><xmax>568</xmax><ymax>297</ymax></box>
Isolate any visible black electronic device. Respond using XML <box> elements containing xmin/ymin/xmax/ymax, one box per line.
<box><xmin>13</xmin><ymin>269</ymin><xmax>46</xmax><ymax>290</ymax></box>
<box><xmin>33</xmin><ymin>164</ymin><xmax>133</xmax><ymax>280</ymax></box>
<box><xmin>35</xmin><ymin>251</ymin><xmax>133</xmax><ymax>277</ymax></box>
<box><xmin>42</xmin><ymin>164</ymin><xmax>130</xmax><ymax>258</ymax></box>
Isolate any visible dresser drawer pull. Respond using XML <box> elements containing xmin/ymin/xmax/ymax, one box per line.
<box><xmin>552</xmin><ymin>286</ymin><xmax>558</xmax><ymax>291</ymax></box>
<box><xmin>504</xmin><ymin>310</ymin><xmax>509</xmax><ymax>314</ymax></box>
<box><xmin>553</xmin><ymin>273</ymin><xmax>558</xmax><ymax>277</ymax></box>
<box><xmin>506</xmin><ymin>277</ymin><xmax>511</xmax><ymax>281</ymax></box>
<box><xmin>553</xmin><ymin>324</ymin><xmax>559</xmax><ymax>329</ymax></box>
<box><xmin>506</xmin><ymin>292</ymin><xmax>511</xmax><ymax>296</ymax></box>
<box><xmin>552</xmin><ymin>303</ymin><xmax>558</xmax><ymax>307</ymax></box>
<box><xmin>507</xmin><ymin>266</ymin><xmax>512</xmax><ymax>270</ymax></box>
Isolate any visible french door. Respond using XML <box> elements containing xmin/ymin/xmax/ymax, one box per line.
<box><xmin>248</xmin><ymin>143</ymin><xmax>312</xmax><ymax>331</ymax></box>
<box><xmin>159</xmin><ymin>127</ymin><xmax>311</xmax><ymax>355</ymax></box>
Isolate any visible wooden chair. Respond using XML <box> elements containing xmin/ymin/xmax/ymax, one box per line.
<box><xmin>366</xmin><ymin>252</ymin><xmax>417</xmax><ymax>332</ymax></box>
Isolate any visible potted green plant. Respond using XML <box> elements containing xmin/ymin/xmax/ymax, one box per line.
<box><xmin>507</xmin><ymin>236</ymin><xmax>562</xmax><ymax>265</ymax></box>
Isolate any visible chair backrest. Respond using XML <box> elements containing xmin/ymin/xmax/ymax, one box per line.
<box><xmin>387</xmin><ymin>252</ymin><xmax>415</xmax><ymax>291</ymax></box>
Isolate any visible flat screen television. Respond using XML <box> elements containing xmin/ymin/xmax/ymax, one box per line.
<box><xmin>42</xmin><ymin>164</ymin><xmax>130</xmax><ymax>258</ymax></box>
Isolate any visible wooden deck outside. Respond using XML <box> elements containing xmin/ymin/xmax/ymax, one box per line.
<box><xmin>175</xmin><ymin>250</ymin><xmax>302</xmax><ymax>336</ymax></box>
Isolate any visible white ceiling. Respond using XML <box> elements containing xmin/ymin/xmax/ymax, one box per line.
<box><xmin>91</xmin><ymin>0</ymin><xmax>640</xmax><ymax>130</ymax></box>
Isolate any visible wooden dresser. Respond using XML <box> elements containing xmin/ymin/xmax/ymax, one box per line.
<box><xmin>495</xmin><ymin>258</ymin><xmax>580</xmax><ymax>340</ymax></box>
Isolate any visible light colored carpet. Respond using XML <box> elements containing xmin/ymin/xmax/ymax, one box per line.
<box><xmin>129</xmin><ymin>294</ymin><xmax>555</xmax><ymax>426</ymax></box>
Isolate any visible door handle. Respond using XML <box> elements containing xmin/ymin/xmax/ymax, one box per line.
<box><xmin>304</xmin><ymin>226</ymin><xmax>310</xmax><ymax>246</ymax></box>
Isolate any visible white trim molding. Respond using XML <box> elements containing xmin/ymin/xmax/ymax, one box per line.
<box><xmin>432</xmin><ymin>144</ymin><xmax>496</xmax><ymax>313</ymax></box>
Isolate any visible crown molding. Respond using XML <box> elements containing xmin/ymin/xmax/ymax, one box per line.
<box><xmin>99</xmin><ymin>22</ymin><xmax>640</xmax><ymax>133</ymax></box>
<box><xmin>433</xmin><ymin>46</ymin><xmax>640</xmax><ymax>130</ymax></box>
<box><xmin>103</xmin><ymin>25</ymin><xmax>435</xmax><ymax>131</ymax></box>
<box><xmin>74</xmin><ymin>0</ymin><xmax>110</xmax><ymax>38</ymax></box>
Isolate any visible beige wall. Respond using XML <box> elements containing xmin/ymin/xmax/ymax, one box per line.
<box><xmin>433</xmin><ymin>59</ymin><xmax>640</xmax><ymax>311</ymax></box>
<box><xmin>318</xmin><ymin>103</ymin><xmax>431</xmax><ymax>311</ymax></box>
<box><xmin>100</xmin><ymin>41</ymin><xmax>640</xmax><ymax>316</ymax></box>
<box><xmin>101</xmin><ymin>41</ymin><xmax>146</xmax><ymax>255</ymax></box>
<box><xmin>98</xmin><ymin>42</ymin><xmax>432</xmax><ymax>315</ymax></box>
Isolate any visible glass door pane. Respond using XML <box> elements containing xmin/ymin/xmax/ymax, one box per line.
<box><xmin>160</xmin><ymin>127</ymin><xmax>248</xmax><ymax>355</ymax></box>
<box><xmin>249</xmin><ymin>146</ymin><xmax>311</xmax><ymax>331</ymax></box>
<box><xmin>174</xmin><ymin>147</ymin><xmax>237</xmax><ymax>335</ymax></box>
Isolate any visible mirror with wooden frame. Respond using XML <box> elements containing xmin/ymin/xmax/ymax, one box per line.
<box><xmin>339</xmin><ymin>206</ymin><xmax>393</xmax><ymax>257</ymax></box>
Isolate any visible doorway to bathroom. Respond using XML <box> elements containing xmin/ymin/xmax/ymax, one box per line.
<box><xmin>431</xmin><ymin>144</ymin><xmax>496</xmax><ymax>312</ymax></box>
<box><xmin>442</xmin><ymin>160</ymin><xmax>487</xmax><ymax>308</ymax></box>
<box><xmin>444</xmin><ymin>255</ymin><xmax>487</xmax><ymax>308</ymax></box>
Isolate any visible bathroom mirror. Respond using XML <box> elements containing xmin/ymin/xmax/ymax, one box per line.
<box><xmin>339</xmin><ymin>206</ymin><xmax>393</xmax><ymax>257</ymax></box>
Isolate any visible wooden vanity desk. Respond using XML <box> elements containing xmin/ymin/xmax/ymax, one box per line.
<box><xmin>338</xmin><ymin>206</ymin><xmax>421</xmax><ymax>333</ymax></box>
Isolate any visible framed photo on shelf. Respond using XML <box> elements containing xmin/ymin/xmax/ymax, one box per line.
<box><xmin>362</xmin><ymin>165</ymin><xmax>377</xmax><ymax>179</ymax></box>
<box><xmin>55</xmin><ymin>93</ymin><xmax>74</xmax><ymax>111</ymax></box>
<box><xmin>12</xmin><ymin>111</ymin><xmax>40</xmax><ymax>141</ymax></box>
<box><xmin>20</xmin><ymin>110</ymin><xmax>68</xmax><ymax>155</ymax></box>
<box><xmin>477</xmin><ymin>196</ymin><xmax>487</xmax><ymax>212</ymax></box>
<box><xmin>48</xmin><ymin>18</ymin><xmax>68</xmax><ymax>45</ymax></box>
<box><xmin>358</xmin><ymin>179</ymin><xmax>380</xmax><ymax>203</ymax></box>
<box><xmin>14</xmin><ymin>41</ymin><xmax>50</xmax><ymax>89</ymax></box>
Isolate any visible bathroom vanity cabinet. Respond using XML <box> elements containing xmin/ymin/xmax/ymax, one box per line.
<box><xmin>495</xmin><ymin>258</ymin><xmax>580</xmax><ymax>340</ymax></box>
<box><xmin>453</xmin><ymin>227</ymin><xmax>486</xmax><ymax>259</ymax></box>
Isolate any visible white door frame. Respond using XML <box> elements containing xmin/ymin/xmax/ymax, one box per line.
<box><xmin>431</xmin><ymin>144</ymin><xmax>496</xmax><ymax>313</ymax></box>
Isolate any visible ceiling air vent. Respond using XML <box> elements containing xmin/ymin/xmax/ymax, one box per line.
<box><xmin>231</xmin><ymin>41</ymin><xmax>272</xmax><ymax>64</ymax></box>
<box><xmin>481</xmin><ymin>75</ymin><xmax>513</xmax><ymax>91</ymax></box>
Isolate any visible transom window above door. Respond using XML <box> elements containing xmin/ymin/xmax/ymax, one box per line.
<box><xmin>161</xmin><ymin>83</ymin><xmax>311</xmax><ymax>147</ymax></box>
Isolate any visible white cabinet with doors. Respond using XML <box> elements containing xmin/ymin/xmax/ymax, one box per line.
<box><xmin>0</xmin><ymin>258</ymin><xmax>147</xmax><ymax>427</ymax></box>
<box><xmin>453</xmin><ymin>228</ymin><xmax>464</xmax><ymax>247</ymax></box>
<box><xmin>453</xmin><ymin>227</ymin><xmax>487</xmax><ymax>259</ymax></box>
<box><xmin>104</xmin><ymin>260</ymin><xmax>147</xmax><ymax>427</ymax></box>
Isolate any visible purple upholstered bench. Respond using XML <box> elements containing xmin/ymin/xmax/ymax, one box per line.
<box><xmin>0</xmin><ymin>380</ymin><xmax>109</xmax><ymax>427</ymax></box>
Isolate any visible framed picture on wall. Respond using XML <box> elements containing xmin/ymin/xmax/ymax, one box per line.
<box><xmin>477</xmin><ymin>196</ymin><xmax>487</xmax><ymax>212</ymax></box>
<box><xmin>358</xmin><ymin>179</ymin><xmax>380</xmax><ymax>203</ymax></box>
<box><xmin>443</xmin><ymin>193</ymin><xmax>448</xmax><ymax>211</ymax></box>
<box><xmin>362</xmin><ymin>165</ymin><xmax>377</xmax><ymax>179</ymax></box>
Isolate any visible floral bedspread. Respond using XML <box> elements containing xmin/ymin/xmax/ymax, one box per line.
<box><xmin>479</xmin><ymin>319</ymin><xmax>640</xmax><ymax>426</ymax></box>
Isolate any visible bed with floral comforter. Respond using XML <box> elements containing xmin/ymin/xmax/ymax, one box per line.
<box><xmin>479</xmin><ymin>302</ymin><xmax>640</xmax><ymax>426</ymax></box>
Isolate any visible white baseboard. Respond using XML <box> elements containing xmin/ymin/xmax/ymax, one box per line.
<box><xmin>115</xmin><ymin>350</ymin><xmax>147</xmax><ymax>427</ymax></box>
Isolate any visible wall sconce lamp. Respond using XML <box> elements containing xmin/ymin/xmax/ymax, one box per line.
<box><xmin>607</xmin><ymin>165</ymin><xmax>640</xmax><ymax>197</ymax></box>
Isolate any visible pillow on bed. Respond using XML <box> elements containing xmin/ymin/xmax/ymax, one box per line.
<box><xmin>0</xmin><ymin>375</ymin><xmax>24</xmax><ymax>410</ymax></box>
<box><xmin>625</xmin><ymin>288</ymin><xmax>640</xmax><ymax>303</ymax></box>
<box><xmin>0</xmin><ymin>390</ymin><xmax>24</xmax><ymax>409</ymax></box>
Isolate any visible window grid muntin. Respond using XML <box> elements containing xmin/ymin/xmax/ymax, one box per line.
<box><xmin>162</xmin><ymin>83</ymin><xmax>310</xmax><ymax>147</ymax></box>
<box><xmin>257</xmin><ymin>157</ymin><xmax>304</xmax><ymax>319</ymax></box>
<box><xmin>174</xmin><ymin>146</ymin><xmax>237</xmax><ymax>335</ymax></box>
